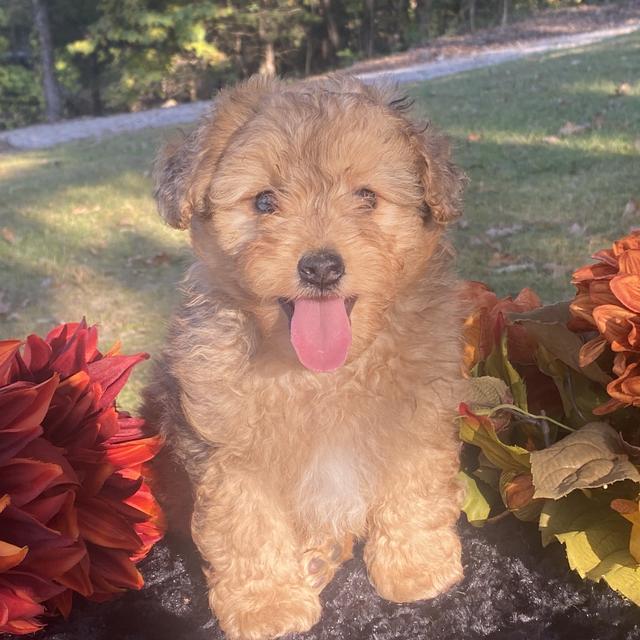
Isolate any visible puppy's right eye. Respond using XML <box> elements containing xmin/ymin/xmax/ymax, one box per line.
<box><xmin>254</xmin><ymin>191</ymin><xmax>278</xmax><ymax>215</ymax></box>
<box><xmin>355</xmin><ymin>188</ymin><xmax>377</xmax><ymax>210</ymax></box>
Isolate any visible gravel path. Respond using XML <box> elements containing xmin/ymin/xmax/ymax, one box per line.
<box><xmin>2</xmin><ymin>21</ymin><xmax>637</xmax><ymax>151</ymax></box>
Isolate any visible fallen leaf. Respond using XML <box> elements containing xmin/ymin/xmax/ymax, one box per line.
<box><xmin>485</xmin><ymin>223</ymin><xmax>523</xmax><ymax>239</ymax></box>
<box><xmin>493</xmin><ymin>263</ymin><xmax>535</xmax><ymax>274</ymax></box>
<box><xmin>1</xmin><ymin>228</ymin><xmax>16</xmax><ymax>244</ymax></box>
<box><xmin>614</xmin><ymin>82</ymin><xmax>631</xmax><ymax>97</ymax></box>
<box><xmin>569</xmin><ymin>222</ymin><xmax>585</xmax><ymax>236</ymax></box>
<box><xmin>488</xmin><ymin>251</ymin><xmax>516</xmax><ymax>267</ymax></box>
<box><xmin>623</xmin><ymin>199</ymin><xmax>639</xmax><ymax>223</ymax></box>
<box><xmin>544</xmin><ymin>263</ymin><xmax>571</xmax><ymax>279</ymax></box>
<box><xmin>145</xmin><ymin>252</ymin><xmax>172</xmax><ymax>266</ymax></box>
<box><xmin>530</xmin><ymin>422</ymin><xmax>640</xmax><ymax>500</ymax></box>
<box><xmin>558</xmin><ymin>121</ymin><xmax>590</xmax><ymax>137</ymax></box>
<box><xmin>0</xmin><ymin>291</ymin><xmax>10</xmax><ymax>315</ymax></box>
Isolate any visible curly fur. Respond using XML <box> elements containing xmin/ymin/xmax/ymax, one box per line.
<box><xmin>143</xmin><ymin>74</ymin><xmax>468</xmax><ymax>640</ymax></box>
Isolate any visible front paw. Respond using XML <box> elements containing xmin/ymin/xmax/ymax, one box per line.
<box><xmin>211</xmin><ymin>581</ymin><xmax>322</xmax><ymax>640</ymax></box>
<box><xmin>364</xmin><ymin>526</ymin><xmax>462</xmax><ymax>603</ymax></box>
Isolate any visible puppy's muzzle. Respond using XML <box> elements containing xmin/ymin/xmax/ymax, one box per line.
<box><xmin>298</xmin><ymin>250</ymin><xmax>345</xmax><ymax>289</ymax></box>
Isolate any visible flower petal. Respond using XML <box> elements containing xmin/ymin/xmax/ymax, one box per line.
<box><xmin>578</xmin><ymin>336</ymin><xmax>608</xmax><ymax>367</ymax></box>
<box><xmin>0</xmin><ymin>459</ymin><xmax>65</xmax><ymax>507</ymax></box>
<box><xmin>21</xmin><ymin>543</ymin><xmax>86</xmax><ymax>579</ymax></box>
<box><xmin>618</xmin><ymin>249</ymin><xmax>640</xmax><ymax>275</ymax></box>
<box><xmin>21</xmin><ymin>335</ymin><xmax>52</xmax><ymax>375</ymax></box>
<box><xmin>0</xmin><ymin>340</ymin><xmax>21</xmax><ymax>387</ymax></box>
<box><xmin>0</xmin><ymin>541</ymin><xmax>28</xmax><ymax>573</ymax></box>
<box><xmin>87</xmin><ymin>353</ymin><xmax>149</xmax><ymax>411</ymax></box>
<box><xmin>77</xmin><ymin>497</ymin><xmax>142</xmax><ymax>551</ymax></box>
<box><xmin>55</xmin><ymin>549</ymin><xmax>93</xmax><ymax>597</ymax></box>
<box><xmin>105</xmin><ymin>434</ymin><xmax>163</xmax><ymax>470</ymax></box>
<box><xmin>611</xmin><ymin>274</ymin><xmax>640</xmax><ymax>313</ymax></box>
<box><xmin>592</xmin><ymin>304</ymin><xmax>639</xmax><ymax>352</ymax></box>
<box><xmin>88</xmin><ymin>546</ymin><xmax>144</xmax><ymax>596</ymax></box>
<box><xmin>572</xmin><ymin>261</ymin><xmax>617</xmax><ymax>284</ymax></box>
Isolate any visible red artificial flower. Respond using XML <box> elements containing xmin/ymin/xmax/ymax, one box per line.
<box><xmin>0</xmin><ymin>321</ymin><xmax>164</xmax><ymax>634</ymax></box>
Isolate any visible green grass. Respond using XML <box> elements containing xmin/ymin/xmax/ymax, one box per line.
<box><xmin>1</xmin><ymin>32</ymin><xmax>639</xmax><ymax>408</ymax></box>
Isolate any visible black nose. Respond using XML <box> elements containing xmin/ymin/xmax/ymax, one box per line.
<box><xmin>297</xmin><ymin>250</ymin><xmax>345</xmax><ymax>288</ymax></box>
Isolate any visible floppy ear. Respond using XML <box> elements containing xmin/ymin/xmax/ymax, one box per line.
<box><xmin>377</xmin><ymin>84</ymin><xmax>466</xmax><ymax>226</ymax></box>
<box><xmin>153</xmin><ymin>127</ymin><xmax>202</xmax><ymax>230</ymax></box>
<box><xmin>153</xmin><ymin>75</ymin><xmax>280</xmax><ymax>229</ymax></box>
<box><xmin>414</xmin><ymin>125</ymin><xmax>467</xmax><ymax>225</ymax></box>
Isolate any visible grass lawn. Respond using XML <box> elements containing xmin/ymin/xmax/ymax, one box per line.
<box><xmin>1</xmin><ymin>32</ymin><xmax>638</xmax><ymax>409</ymax></box>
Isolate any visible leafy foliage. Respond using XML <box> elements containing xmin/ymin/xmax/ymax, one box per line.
<box><xmin>460</xmin><ymin>233</ymin><xmax>640</xmax><ymax>606</ymax></box>
<box><xmin>1</xmin><ymin>0</ymin><xmax>587</xmax><ymax>126</ymax></box>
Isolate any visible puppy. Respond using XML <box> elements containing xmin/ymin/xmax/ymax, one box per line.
<box><xmin>144</xmin><ymin>74</ymin><xmax>467</xmax><ymax>640</ymax></box>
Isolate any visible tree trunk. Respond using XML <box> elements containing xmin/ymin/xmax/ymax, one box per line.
<box><xmin>259</xmin><ymin>41</ymin><xmax>276</xmax><ymax>76</ymax></box>
<box><xmin>305</xmin><ymin>36</ymin><xmax>313</xmax><ymax>75</ymax></box>
<box><xmin>469</xmin><ymin>0</ymin><xmax>476</xmax><ymax>32</ymax></box>
<box><xmin>415</xmin><ymin>0</ymin><xmax>431</xmax><ymax>41</ymax></box>
<box><xmin>501</xmin><ymin>0</ymin><xmax>509</xmax><ymax>28</ymax></box>
<box><xmin>32</xmin><ymin>0</ymin><xmax>62</xmax><ymax>122</ymax></box>
<box><xmin>258</xmin><ymin>10</ymin><xmax>276</xmax><ymax>76</ymax></box>
<box><xmin>364</xmin><ymin>0</ymin><xmax>375</xmax><ymax>58</ymax></box>
<box><xmin>90</xmin><ymin>52</ymin><xmax>103</xmax><ymax>116</ymax></box>
<box><xmin>321</xmin><ymin>0</ymin><xmax>341</xmax><ymax>52</ymax></box>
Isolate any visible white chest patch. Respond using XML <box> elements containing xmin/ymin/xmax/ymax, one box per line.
<box><xmin>296</xmin><ymin>444</ymin><xmax>368</xmax><ymax>534</ymax></box>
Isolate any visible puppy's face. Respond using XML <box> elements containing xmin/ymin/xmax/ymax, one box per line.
<box><xmin>155</xmin><ymin>76</ymin><xmax>464</xmax><ymax>372</ymax></box>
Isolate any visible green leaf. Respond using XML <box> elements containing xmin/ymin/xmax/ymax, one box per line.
<box><xmin>534</xmin><ymin>345</ymin><xmax>611</xmax><ymax>428</ymax></box>
<box><xmin>468</xmin><ymin>376</ymin><xmax>511</xmax><ymax>410</ymax></box>
<box><xmin>459</xmin><ymin>408</ymin><xmax>530</xmax><ymax>473</ymax></box>
<box><xmin>531</xmin><ymin>422</ymin><xmax>640</xmax><ymax>500</ymax></box>
<box><xmin>459</xmin><ymin>471</ymin><xmax>491</xmax><ymax>526</ymax></box>
<box><xmin>511</xmin><ymin>302</ymin><xmax>611</xmax><ymax>386</ymax></box>
<box><xmin>539</xmin><ymin>491</ymin><xmax>640</xmax><ymax>605</ymax></box>
<box><xmin>509</xmin><ymin>300</ymin><xmax>572</xmax><ymax>325</ymax></box>
<box><xmin>479</xmin><ymin>332</ymin><xmax>528</xmax><ymax>410</ymax></box>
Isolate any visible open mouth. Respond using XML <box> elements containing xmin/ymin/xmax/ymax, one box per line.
<box><xmin>278</xmin><ymin>297</ymin><xmax>356</xmax><ymax>323</ymax></box>
<box><xmin>278</xmin><ymin>297</ymin><xmax>357</xmax><ymax>373</ymax></box>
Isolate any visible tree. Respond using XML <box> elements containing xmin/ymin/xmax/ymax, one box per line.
<box><xmin>31</xmin><ymin>0</ymin><xmax>62</xmax><ymax>121</ymax></box>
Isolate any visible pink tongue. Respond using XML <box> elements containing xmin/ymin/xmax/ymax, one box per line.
<box><xmin>290</xmin><ymin>298</ymin><xmax>352</xmax><ymax>372</ymax></box>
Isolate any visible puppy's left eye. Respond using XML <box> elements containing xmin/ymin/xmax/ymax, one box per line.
<box><xmin>355</xmin><ymin>188</ymin><xmax>377</xmax><ymax>210</ymax></box>
<box><xmin>254</xmin><ymin>190</ymin><xmax>278</xmax><ymax>215</ymax></box>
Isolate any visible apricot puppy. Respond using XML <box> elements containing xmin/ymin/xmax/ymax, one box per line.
<box><xmin>144</xmin><ymin>74</ymin><xmax>466</xmax><ymax>640</ymax></box>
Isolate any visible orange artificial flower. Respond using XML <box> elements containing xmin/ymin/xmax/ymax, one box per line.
<box><xmin>570</xmin><ymin>231</ymin><xmax>640</xmax><ymax>414</ymax></box>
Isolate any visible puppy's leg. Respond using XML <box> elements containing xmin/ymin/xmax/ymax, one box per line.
<box><xmin>191</xmin><ymin>463</ymin><xmax>322</xmax><ymax>640</ymax></box>
<box><xmin>364</xmin><ymin>447</ymin><xmax>463</xmax><ymax>603</ymax></box>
